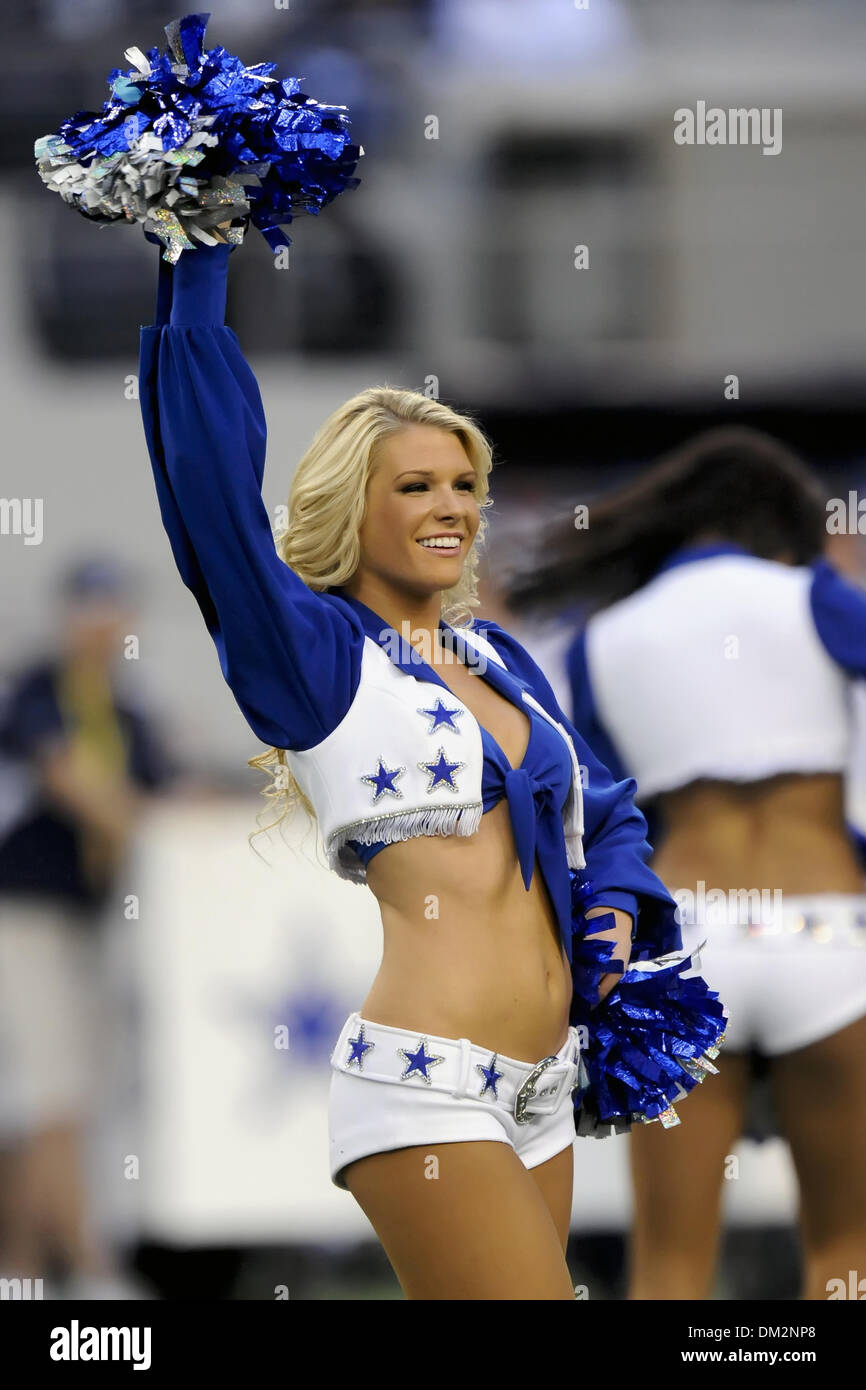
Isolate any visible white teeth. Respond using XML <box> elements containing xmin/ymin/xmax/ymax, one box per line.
<box><xmin>417</xmin><ymin>537</ymin><xmax>460</xmax><ymax>549</ymax></box>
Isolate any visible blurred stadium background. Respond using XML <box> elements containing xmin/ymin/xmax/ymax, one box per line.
<box><xmin>1</xmin><ymin>0</ymin><xmax>865</xmax><ymax>1299</ymax></box>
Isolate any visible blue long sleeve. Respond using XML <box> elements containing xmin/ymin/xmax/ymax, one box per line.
<box><xmin>809</xmin><ymin>560</ymin><xmax>866</xmax><ymax>678</ymax></box>
<box><xmin>809</xmin><ymin>559</ymin><xmax>866</xmax><ymax>870</ymax></box>
<box><xmin>138</xmin><ymin>242</ymin><xmax>365</xmax><ymax>751</ymax></box>
<box><xmin>478</xmin><ymin>620</ymin><xmax>682</xmax><ymax>960</ymax></box>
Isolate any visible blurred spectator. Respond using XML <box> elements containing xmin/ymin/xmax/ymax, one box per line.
<box><xmin>0</xmin><ymin>555</ymin><xmax>176</xmax><ymax>1298</ymax></box>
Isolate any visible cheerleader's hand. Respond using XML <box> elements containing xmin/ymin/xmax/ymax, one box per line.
<box><xmin>584</xmin><ymin>905</ymin><xmax>632</xmax><ymax>1003</ymax></box>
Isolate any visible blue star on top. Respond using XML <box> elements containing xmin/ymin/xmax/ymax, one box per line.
<box><xmin>398</xmin><ymin>1038</ymin><xmax>446</xmax><ymax>1084</ymax></box>
<box><xmin>418</xmin><ymin>746</ymin><xmax>466</xmax><ymax>794</ymax></box>
<box><xmin>346</xmin><ymin>1023</ymin><xmax>375</xmax><ymax>1071</ymax></box>
<box><xmin>360</xmin><ymin>756</ymin><xmax>406</xmax><ymax>802</ymax></box>
<box><xmin>417</xmin><ymin>699</ymin><xmax>465</xmax><ymax>735</ymax></box>
<box><xmin>476</xmin><ymin>1053</ymin><xmax>504</xmax><ymax>1099</ymax></box>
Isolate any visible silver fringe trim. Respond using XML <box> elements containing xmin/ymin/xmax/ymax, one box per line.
<box><xmin>328</xmin><ymin>803</ymin><xmax>484</xmax><ymax>884</ymax></box>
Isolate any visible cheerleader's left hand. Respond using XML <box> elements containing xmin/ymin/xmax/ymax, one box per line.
<box><xmin>584</xmin><ymin>905</ymin><xmax>633</xmax><ymax>1003</ymax></box>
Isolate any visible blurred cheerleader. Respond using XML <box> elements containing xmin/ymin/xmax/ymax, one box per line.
<box><xmin>505</xmin><ymin>427</ymin><xmax>866</xmax><ymax>1300</ymax></box>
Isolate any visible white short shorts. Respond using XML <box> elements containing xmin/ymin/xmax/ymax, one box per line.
<box><xmin>0</xmin><ymin>897</ymin><xmax>107</xmax><ymax>1141</ymax></box>
<box><xmin>677</xmin><ymin>891</ymin><xmax>866</xmax><ymax>1056</ymax></box>
<box><xmin>328</xmin><ymin>1012</ymin><xmax>582</xmax><ymax>1191</ymax></box>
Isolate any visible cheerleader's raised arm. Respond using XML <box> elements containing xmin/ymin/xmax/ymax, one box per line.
<box><xmin>138</xmin><ymin>240</ymin><xmax>366</xmax><ymax>752</ymax></box>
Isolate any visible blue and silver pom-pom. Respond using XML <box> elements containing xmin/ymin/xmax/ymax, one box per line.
<box><xmin>568</xmin><ymin>870</ymin><xmax>728</xmax><ymax>1138</ymax></box>
<box><xmin>33</xmin><ymin>11</ymin><xmax>362</xmax><ymax>263</ymax></box>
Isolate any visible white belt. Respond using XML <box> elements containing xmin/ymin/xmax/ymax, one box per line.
<box><xmin>330</xmin><ymin>1013</ymin><xmax>582</xmax><ymax>1123</ymax></box>
<box><xmin>679</xmin><ymin>891</ymin><xmax>866</xmax><ymax>944</ymax></box>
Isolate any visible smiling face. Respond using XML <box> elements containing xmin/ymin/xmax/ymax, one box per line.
<box><xmin>355</xmin><ymin>423</ymin><xmax>482</xmax><ymax>600</ymax></box>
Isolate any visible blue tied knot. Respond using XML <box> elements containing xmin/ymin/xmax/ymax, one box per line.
<box><xmin>504</xmin><ymin>766</ymin><xmax>556</xmax><ymax>891</ymax></box>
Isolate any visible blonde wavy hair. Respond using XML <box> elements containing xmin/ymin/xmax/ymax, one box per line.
<box><xmin>248</xmin><ymin>384</ymin><xmax>496</xmax><ymax>855</ymax></box>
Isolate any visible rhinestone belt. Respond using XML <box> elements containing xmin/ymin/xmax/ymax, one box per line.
<box><xmin>330</xmin><ymin>1012</ymin><xmax>582</xmax><ymax>1121</ymax></box>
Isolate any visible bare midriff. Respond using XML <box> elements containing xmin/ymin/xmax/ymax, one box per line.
<box><xmin>359</xmin><ymin>650</ymin><xmax>573</xmax><ymax>1063</ymax></box>
<box><xmin>649</xmin><ymin>772</ymin><xmax>866</xmax><ymax>899</ymax></box>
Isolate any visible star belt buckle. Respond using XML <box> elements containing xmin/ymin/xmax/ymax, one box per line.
<box><xmin>513</xmin><ymin>1054</ymin><xmax>561</xmax><ymax>1125</ymax></box>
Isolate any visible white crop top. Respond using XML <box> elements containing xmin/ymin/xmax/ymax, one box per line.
<box><xmin>581</xmin><ymin>552</ymin><xmax>855</xmax><ymax>798</ymax></box>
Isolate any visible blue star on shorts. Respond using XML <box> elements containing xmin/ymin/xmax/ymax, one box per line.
<box><xmin>476</xmin><ymin>1053</ymin><xmax>503</xmax><ymax>1099</ymax></box>
<box><xmin>346</xmin><ymin>1023</ymin><xmax>375</xmax><ymax>1071</ymax></box>
<box><xmin>398</xmin><ymin>1038</ymin><xmax>446</xmax><ymax>1084</ymax></box>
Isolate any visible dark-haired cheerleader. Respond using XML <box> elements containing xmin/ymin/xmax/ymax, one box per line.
<box><xmin>507</xmin><ymin>426</ymin><xmax>866</xmax><ymax>1300</ymax></box>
